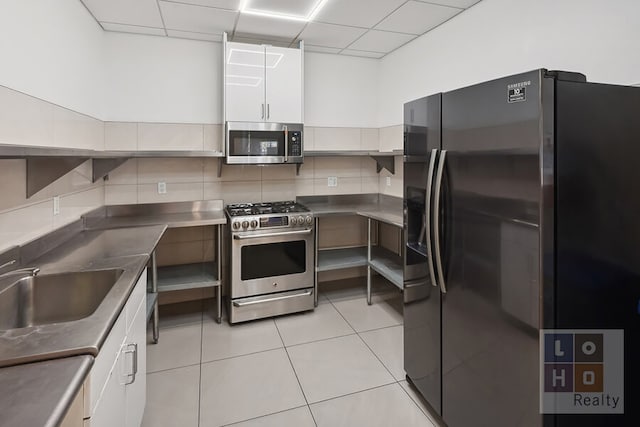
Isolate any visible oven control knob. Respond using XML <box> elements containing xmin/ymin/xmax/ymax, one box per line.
<box><xmin>297</xmin><ymin>216</ymin><xmax>304</xmax><ymax>226</ymax></box>
<box><xmin>232</xmin><ymin>221</ymin><xmax>241</xmax><ymax>230</ymax></box>
<box><xmin>241</xmin><ymin>220</ymin><xmax>249</xmax><ymax>229</ymax></box>
<box><xmin>250</xmin><ymin>220</ymin><xmax>258</xmax><ymax>228</ymax></box>
<box><xmin>290</xmin><ymin>217</ymin><xmax>297</xmax><ymax>226</ymax></box>
<box><xmin>305</xmin><ymin>216</ymin><xmax>313</xmax><ymax>225</ymax></box>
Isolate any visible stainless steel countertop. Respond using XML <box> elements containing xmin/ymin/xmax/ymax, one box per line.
<box><xmin>298</xmin><ymin>194</ymin><xmax>403</xmax><ymax>228</ymax></box>
<box><xmin>0</xmin><ymin>225</ymin><xmax>166</xmax><ymax>367</ymax></box>
<box><xmin>0</xmin><ymin>355</ymin><xmax>93</xmax><ymax>427</ymax></box>
<box><xmin>83</xmin><ymin>200</ymin><xmax>227</xmax><ymax>230</ymax></box>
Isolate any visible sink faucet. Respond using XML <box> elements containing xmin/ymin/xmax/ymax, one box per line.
<box><xmin>0</xmin><ymin>264</ymin><xmax>40</xmax><ymax>279</ymax></box>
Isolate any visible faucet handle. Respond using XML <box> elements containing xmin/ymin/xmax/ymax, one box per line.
<box><xmin>0</xmin><ymin>259</ymin><xmax>17</xmax><ymax>271</ymax></box>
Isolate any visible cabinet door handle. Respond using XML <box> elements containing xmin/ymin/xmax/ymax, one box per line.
<box><xmin>267</xmin><ymin>103</ymin><xmax>270</xmax><ymax>119</ymax></box>
<box><xmin>123</xmin><ymin>343</ymin><xmax>138</xmax><ymax>385</ymax></box>
<box><xmin>261</xmin><ymin>103</ymin><xmax>265</xmax><ymax>119</ymax></box>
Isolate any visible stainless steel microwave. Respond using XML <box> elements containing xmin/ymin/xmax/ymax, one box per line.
<box><xmin>226</xmin><ymin>122</ymin><xmax>303</xmax><ymax>165</ymax></box>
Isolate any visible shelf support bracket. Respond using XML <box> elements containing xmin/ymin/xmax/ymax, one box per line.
<box><xmin>92</xmin><ymin>158</ymin><xmax>128</xmax><ymax>183</ymax></box>
<box><xmin>217</xmin><ymin>158</ymin><xmax>224</xmax><ymax>178</ymax></box>
<box><xmin>26</xmin><ymin>157</ymin><xmax>89</xmax><ymax>198</ymax></box>
<box><xmin>296</xmin><ymin>163</ymin><xmax>302</xmax><ymax>176</ymax></box>
<box><xmin>370</xmin><ymin>155</ymin><xmax>395</xmax><ymax>175</ymax></box>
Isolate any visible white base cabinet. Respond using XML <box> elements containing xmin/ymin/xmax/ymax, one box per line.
<box><xmin>85</xmin><ymin>268</ymin><xmax>147</xmax><ymax>427</ymax></box>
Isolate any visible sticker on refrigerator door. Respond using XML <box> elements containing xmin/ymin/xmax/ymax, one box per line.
<box><xmin>507</xmin><ymin>80</ymin><xmax>530</xmax><ymax>103</ymax></box>
<box><xmin>540</xmin><ymin>329</ymin><xmax>624</xmax><ymax>414</ymax></box>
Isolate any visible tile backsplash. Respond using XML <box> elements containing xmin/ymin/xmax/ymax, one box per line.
<box><xmin>0</xmin><ymin>86</ymin><xmax>105</xmax><ymax>251</ymax></box>
<box><xmin>0</xmin><ymin>86</ymin><xmax>404</xmax><ymax>254</ymax></box>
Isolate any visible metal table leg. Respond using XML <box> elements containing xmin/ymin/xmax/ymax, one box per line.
<box><xmin>151</xmin><ymin>250</ymin><xmax>159</xmax><ymax>344</ymax></box>
<box><xmin>216</xmin><ymin>224</ymin><xmax>222</xmax><ymax>323</ymax></box>
<box><xmin>367</xmin><ymin>218</ymin><xmax>372</xmax><ymax>305</ymax></box>
<box><xmin>314</xmin><ymin>217</ymin><xmax>319</xmax><ymax>307</ymax></box>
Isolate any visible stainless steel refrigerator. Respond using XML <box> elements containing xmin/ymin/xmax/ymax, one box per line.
<box><xmin>403</xmin><ymin>69</ymin><xmax>640</xmax><ymax>426</ymax></box>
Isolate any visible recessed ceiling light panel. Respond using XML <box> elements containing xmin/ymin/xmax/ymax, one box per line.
<box><xmin>240</xmin><ymin>0</ymin><xmax>329</xmax><ymax>22</ymax></box>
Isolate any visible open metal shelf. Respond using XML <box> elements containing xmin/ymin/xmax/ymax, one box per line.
<box><xmin>317</xmin><ymin>246</ymin><xmax>368</xmax><ymax>272</ymax></box>
<box><xmin>157</xmin><ymin>261</ymin><xmax>220</xmax><ymax>292</ymax></box>
<box><xmin>369</xmin><ymin>247</ymin><xmax>403</xmax><ymax>290</ymax></box>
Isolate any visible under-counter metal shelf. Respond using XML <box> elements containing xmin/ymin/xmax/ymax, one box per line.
<box><xmin>369</xmin><ymin>246</ymin><xmax>403</xmax><ymax>290</ymax></box>
<box><xmin>317</xmin><ymin>247</ymin><xmax>368</xmax><ymax>272</ymax></box>
<box><xmin>157</xmin><ymin>262</ymin><xmax>220</xmax><ymax>292</ymax></box>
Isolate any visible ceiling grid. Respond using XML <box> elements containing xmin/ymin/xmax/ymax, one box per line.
<box><xmin>80</xmin><ymin>0</ymin><xmax>482</xmax><ymax>58</ymax></box>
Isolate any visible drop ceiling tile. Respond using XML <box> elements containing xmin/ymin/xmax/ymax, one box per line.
<box><xmin>167</xmin><ymin>29</ymin><xmax>223</xmax><ymax>41</ymax></box>
<box><xmin>375</xmin><ymin>1</ymin><xmax>461</xmax><ymax>35</ymax></box>
<box><xmin>82</xmin><ymin>0</ymin><xmax>163</xmax><ymax>27</ymax></box>
<box><xmin>297</xmin><ymin>22</ymin><xmax>367</xmax><ymax>49</ymax></box>
<box><xmin>159</xmin><ymin>1</ymin><xmax>238</xmax><ymax>34</ymax></box>
<box><xmin>304</xmin><ymin>45</ymin><xmax>341</xmax><ymax>54</ymax></box>
<box><xmin>247</xmin><ymin>0</ymin><xmax>319</xmax><ymax>17</ymax></box>
<box><xmin>341</xmin><ymin>49</ymin><xmax>385</xmax><ymax>59</ymax></box>
<box><xmin>236</xmin><ymin>13</ymin><xmax>306</xmax><ymax>40</ymax></box>
<box><xmin>347</xmin><ymin>30</ymin><xmax>415</xmax><ymax>53</ymax></box>
<box><xmin>417</xmin><ymin>0</ymin><xmax>480</xmax><ymax>8</ymax></box>
<box><xmin>101</xmin><ymin>22</ymin><xmax>166</xmax><ymax>36</ymax></box>
<box><xmin>314</xmin><ymin>0</ymin><xmax>406</xmax><ymax>28</ymax></box>
<box><xmin>169</xmin><ymin>0</ymin><xmax>242</xmax><ymax>10</ymax></box>
<box><xmin>231</xmin><ymin>36</ymin><xmax>292</xmax><ymax>48</ymax></box>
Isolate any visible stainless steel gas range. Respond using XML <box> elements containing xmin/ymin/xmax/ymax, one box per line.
<box><xmin>225</xmin><ymin>201</ymin><xmax>315</xmax><ymax>323</ymax></box>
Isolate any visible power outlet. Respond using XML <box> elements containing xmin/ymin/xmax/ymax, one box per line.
<box><xmin>157</xmin><ymin>182</ymin><xmax>167</xmax><ymax>194</ymax></box>
<box><xmin>327</xmin><ymin>176</ymin><xmax>338</xmax><ymax>187</ymax></box>
<box><xmin>53</xmin><ymin>196</ymin><xmax>60</xmax><ymax>215</ymax></box>
<box><xmin>386</xmin><ymin>176</ymin><xmax>391</xmax><ymax>187</ymax></box>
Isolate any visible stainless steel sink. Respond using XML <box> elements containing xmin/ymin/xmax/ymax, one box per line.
<box><xmin>0</xmin><ymin>269</ymin><xmax>124</xmax><ymax>330</ymax></box>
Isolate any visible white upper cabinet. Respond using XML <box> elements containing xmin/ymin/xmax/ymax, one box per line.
<box><xmin>225</xmin><ymin>42</ymin><xmax>266</xmax><ymax>123</ymax></box>
<box><xmin>225</xmin><ymin>40</ymin><xmax>303</xmax><ymax>124</ymax></box>
<box><xmin>265</xmin><ymin>45</ymin><xmax>302</xmax><ymax>123</ymax></box>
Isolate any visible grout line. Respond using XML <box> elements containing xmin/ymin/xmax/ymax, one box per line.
<box><xmin>220</xmin><ymin>405</ymin><xmax>311</xmax><ymax>427</ymax></box>
<box><xmin>272</xmin><ymin>319</ymin><xmax>318</xmax><ymax>426</ymax></box>
<box><xmin>355</xmin><ymin>328</ymin><xmax>398</xmax><ymax>381</ymax></box>
<box><xmin>145</xmin><ymin>361</ymin><xmax>202</xmax><ymax>376</ymax></box>
<box><xmin>200</xmin><ymin>344</ymin><xmax>285</xmax><ymax>366</ymax></box>
<box><xmin>283</xmin><ymin>331</ymin><xmax>358</xmax><ymax>349</ymax></box>
<box><xmin>307</xmin><ymin>380</ymin><xmax>398</xmax><ymax>406</ymax></box>
<box><xmin>155</xmin><ymin>0</ymin><xmax>169</xmax><ymax>36</ymax></box>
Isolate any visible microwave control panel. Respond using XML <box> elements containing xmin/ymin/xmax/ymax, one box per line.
<box><xmin>288</xmin><ymin>131</ymin><xmax>302</xmax><ymax>157</ymax></box>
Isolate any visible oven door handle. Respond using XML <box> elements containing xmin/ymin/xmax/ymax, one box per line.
<box><xmin>233</xmin><ymin>229</ymin><xmax>312</xmax><ymax>240</ymax></box>
<box><xmin>233</xmin><ymin>289</ymin><xmax>313</xmax><ymax>307</ymax></box>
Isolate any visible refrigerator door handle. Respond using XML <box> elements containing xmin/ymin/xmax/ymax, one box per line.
<box><xmin>433</xmin><ymin>149</ymin><xmax>447</xmax><ymax>294</ymax></box>
<box><xmin>425</xmin><ymin>148</ymin><xmax>438</xmax><ymax>288</ymax></box>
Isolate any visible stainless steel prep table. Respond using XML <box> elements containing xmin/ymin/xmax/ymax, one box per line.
<box><xmin>297</xmin><ymin>194</ymin><xmax>403</xmax><ymax>305</ymax></box>
<box><xmin>83</xmin><ymin>200</ymin><xmax>227</xmax><ymax>335</ymax></box>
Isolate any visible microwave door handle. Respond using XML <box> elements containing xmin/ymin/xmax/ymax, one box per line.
<box><xmin>425</xmin><ymin>148</ymin><xmax>438</xmax><ymax>288</ymax></box>
<box><xmin>284</xmin><ymin>125</ymin><xmax>288</xmax><ymax>163</ymax></box>
<box><xmin>433</xmin><ymin>149</ymin><xmax>447</xmax><ymax>294</ymax></box>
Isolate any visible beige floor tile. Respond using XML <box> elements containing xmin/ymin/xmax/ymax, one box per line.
<box><xmin>310</xmin><ymin>383</ymin><xmax>435</xmax><ymax>427</ymax></box>
<box><xmin>399</xmin><ymin>380</ymin><xmax>439</xmax><ymax>421</ymax></box>
<box><xmin>225</xmin><ymin>406</ymin><xmax>315</xmax><ymax>427</ymax></box>
<box><xmin>332</xmin><ymin>292</ymin><xmax>403</xmax><ymax>332</ymax></box>
<box><xmin>201</xmin><ymin>318</ymin><xmax>283</xmax><ymax>362</ymax></box>
<box><xmin>275</xmin><ymin>303</ymin><xmax>355</xmax><ymax>347</ymax></box>
<box><xmin>142</xmin><ymin>365</ymin><xmax>200</xmax><ymax>427</ymax></box>
<box><xmin>147</xmin><ymin>322</ymin><xmax>202</xmax><ymax>373</ymax></box>
<box><xmin>286</xmin><ymin>334</ymin><xmax>395</xmax><ymax>403</ymax></box>
<box><xmin>157</xmin><ymin>300</ymin><xmax>204</xmax><ymax>328</ymax></box>
<box><xmin>199</xmin><ymin>349</ymin><xmax>306</xmax><ymax>426</ymax></box>
<box><xmin>360</xmin><ymin>325</ymin><xmax>404</xmax><ymax>380</ymax></box>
